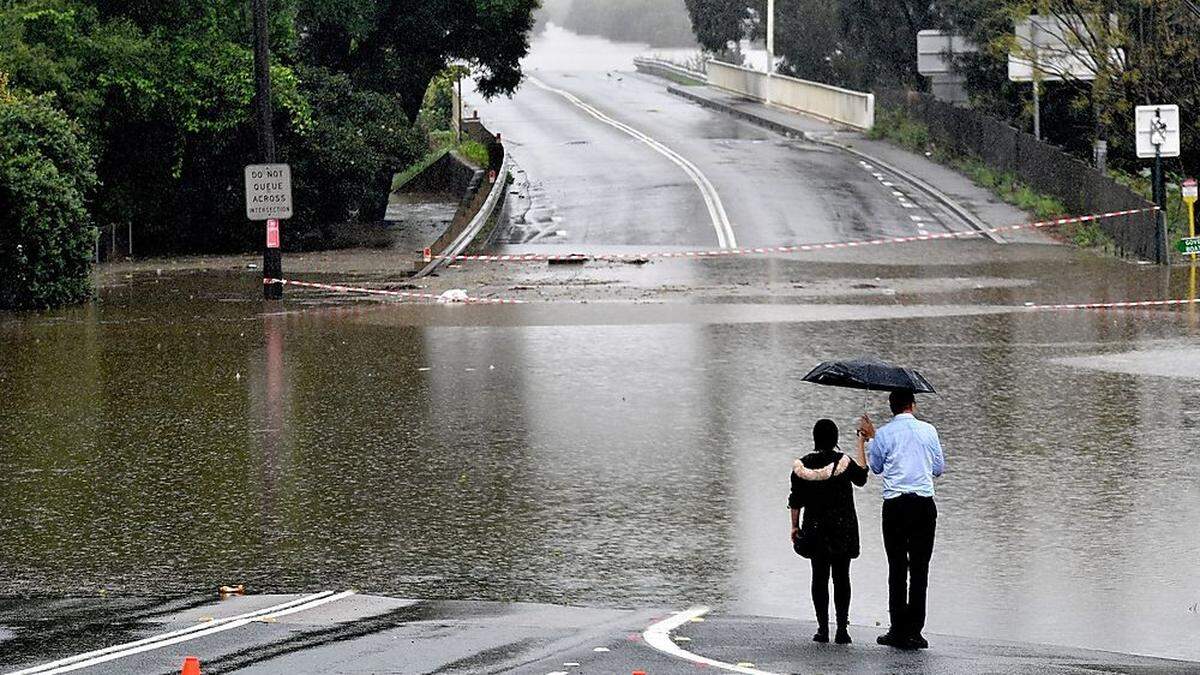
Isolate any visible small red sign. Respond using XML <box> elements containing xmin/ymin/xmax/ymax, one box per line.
<box><xmin>266</xmin><ymin>219</ymin><xmax>280</xmax><ymax>249</ymax></box>
<box><xmin>423</xmin><ymin>247</ymin><xmax>433</xmax><ymax>263</ymax></box>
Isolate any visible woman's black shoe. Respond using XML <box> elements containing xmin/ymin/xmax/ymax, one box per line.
<box><xmin>876</xmin><ymin>631</ymin><xmax>906</xmax><ymax>647</ymax></box>
<box><xmin>813</xmin><ymin>626</ymin><xmax>830</xmax><ymax>643</ymax></box>
<box><xmin>835</xmin><ymin>627</ymin><xmax>852</xmax><ymax>644</ymax></box>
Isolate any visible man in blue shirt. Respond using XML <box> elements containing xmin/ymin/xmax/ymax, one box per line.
<box><xmin>859</xmin><ymin>389</ymin><xmax>944</xmax><ymax>650</ymax></box>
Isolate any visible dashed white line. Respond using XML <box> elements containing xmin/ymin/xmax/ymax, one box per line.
<box><xmin>527</xmin><ymin>76</ymin><xmax>738</xmax><ymax>248</ymax></box>
<box><xmin>643</xmin><ymin>607</ymin><xmax>781</xmax><ymax>675</ymax></box>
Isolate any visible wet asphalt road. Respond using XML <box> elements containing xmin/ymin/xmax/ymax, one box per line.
<box><xmin>473</xmin><ymin>69</ymin><xmax>960</xmax><ymax>249</ymax></box>
<box><xmin>5</xmin><ymin>595</ymin><xmax>1196</xmax><ymax>674</ymax></box>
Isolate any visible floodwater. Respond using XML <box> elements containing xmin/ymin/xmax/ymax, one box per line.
<box><xmin>3</xmin><ymin>255</ymin><xmax>1200</xmax><ymax>663</ymax></box>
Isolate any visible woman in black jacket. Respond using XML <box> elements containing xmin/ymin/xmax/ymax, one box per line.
<box><xmin>789</xmin><ymin>419</ymin><xmax>868</xmax><ymax>644</ymax></box>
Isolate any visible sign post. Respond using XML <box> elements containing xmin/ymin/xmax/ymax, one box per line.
<box><xmin>1183</xmin><ymin>178</ymin><xmax>1197</xmax><ymax>240</ymax></box>
<box><xmin>245</xmin><ymin>164</ymin><xmax>292</xmax><ymax>297</ymax></box>
<box><xmin>1136</xmin><ymin>105</ymin><xmax>1181</xmax><ymax>265</ymax></box>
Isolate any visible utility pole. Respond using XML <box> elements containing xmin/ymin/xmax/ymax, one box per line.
<box><xmin>253</xmin><ymin>0</ymin><xmax>282</xmax><ymax>300</ymax></box>
<box><xmin>765</xmin><ymin>0</ymin><xmax>775</xmax><ymax>106</ymax></box>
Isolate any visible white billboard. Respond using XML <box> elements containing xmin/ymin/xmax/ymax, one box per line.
<box><xmin>917</xmin><ymin>30</ymin><xmax>978</xmax><ymax>76</ymax></box>
<box><xmin>1008</xmin><ymin>14</ymin><xmax>1121</xmax><ymax>83</ymax></box>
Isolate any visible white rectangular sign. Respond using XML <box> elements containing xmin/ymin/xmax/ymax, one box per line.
<box><xmin>245</xmin><ymin>164</ymin><xmax>293</xmax><ymax>221</ymax></box>
<box><xmin>1008</xmin><ymin>14</ymin><xmax>1119</xmax><ymax>83</ymax></box>
<box><xmin>917</xmin><ymin>30</ymin><xmax>977</xmax><ymax>76</ymax></box>
<box><xmin>1136</xmin><ymin>105</ymin><xmax>1181</xmax><ymax>159</ymax></box>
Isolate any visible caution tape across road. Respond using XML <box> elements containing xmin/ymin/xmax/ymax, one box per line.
<box><xmin>425</xmin><ymin>207</ymin><xmax>1157</xmax><ymax>264</ymax></box>
<box><xmin>263</xmin><ymin>278</ymin><xmax>524</xmax><ymax>304</ymax></box>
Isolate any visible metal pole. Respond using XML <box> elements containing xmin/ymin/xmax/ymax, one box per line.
<box><xmin>1154</xmin><ymin>148</ymin><xmax>1167</xmax><ymax>264</ymax></box>
<box><xmin>253</xmin><ymin>0</ymin><xmax>282</xmax><ymax>300</ymax></box>
<box><xmin>765</xmin><ymin>0</ymin><xmax>774</xmax><ymax>106</ymax></box>
<box><xmin>1032</xmin><ymin>81</ymin><xmax>1040</xmax><ymax>140</ymax></box>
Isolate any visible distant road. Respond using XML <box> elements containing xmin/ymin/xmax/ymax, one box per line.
<box><xmin>471</xmin><ymin>69</ymin><xmax>962</xmax><ymax>251</ymax></box>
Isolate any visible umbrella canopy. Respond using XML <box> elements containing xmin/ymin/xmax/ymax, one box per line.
<box><xmin>802</xmin><ymin>358</ymin><xmax>936</xmax><ymax>394</ymax></box>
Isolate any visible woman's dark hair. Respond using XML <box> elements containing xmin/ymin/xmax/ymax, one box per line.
<box><xmin>813</xmin><ymin>418</ymin><xmax>839</xmax><ymax>450</ymax></box>
<box><xmin>889</xmin><ymin>389</ymin><xmax>916</xmax><ymax>415</ymax></box>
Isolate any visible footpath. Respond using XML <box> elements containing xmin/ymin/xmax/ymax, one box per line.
<box><xmin>664</xmin><ymin>83</ymin><xmax>1051</xmax><ymax>246</ymax></box>
<box><xmin>4</xmin><ymin>595</ymin><xmax>1196</xmax><ymax>674</ymax></box>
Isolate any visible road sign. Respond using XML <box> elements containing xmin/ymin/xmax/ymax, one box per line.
<box><xmin>917</xmin><ymin>30</ymin><xmax>977</xmax><ymax>75</ymax></box>
<box><xmin>1176</xmin><ymin>237</ymin><xmax>1200</xmax><ymax>255</ymax></box>
<box><xmin>1007</xmin><ymin>14</ymin><xmax>1119</xmax><ymax>83</ymax></box>
<box><xmin>1136</xmin><ymin>105</ymin><xmax>1181</xmax><ymax>158</ymax></box>
<box><xmin>266</xmin><ymin>219</ymin><xmax>280</xmax><ymax>249</ymax></box>
<box><xmin>244</xmin><ymin>164</ymin><xmax>293</xmax><ymax>220</ymax></box>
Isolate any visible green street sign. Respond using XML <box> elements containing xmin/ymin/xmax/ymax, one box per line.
<box><xmin>1176</xmin><ymin>237</ymin><xmax>1200</xmax><ymax>254</ymax></box>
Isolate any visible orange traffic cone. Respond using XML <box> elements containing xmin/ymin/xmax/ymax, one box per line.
<box><xmin>181</xmin><ymin>656</ymin><xmax>201</xmax><ymax>675</ymax></box>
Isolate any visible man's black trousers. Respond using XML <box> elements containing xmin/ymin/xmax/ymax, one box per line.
<box><xmin>881</xmin><ymin>493</ymin><xmax>937</xmax><ymax>637</ymax></box>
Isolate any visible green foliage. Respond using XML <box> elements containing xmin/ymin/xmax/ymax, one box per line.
<box><xmin>284</xmin><ymin>65</ymin><xmax>423</xmax><ymax>250</ymax></box>
<box><xmin>418</xmin><ymin>71</ymin><xmax>457</xmax><ymax>133</ymax></box>
<box><xmin>867</xmin><ymin>107</ymin><xmax>929</xmax><ymax>151</ymax></box>
<box><xmin>296</xmin><ymin>0</ymin><xmax>539</xmax><ymax>122</ymax></box>
<box><xmin>456</xmin><ymin>139</ymin><xmax>490</xmax><ymax>168</ymax></box>
<box><xmin>0</xmin><ymin>89</ymin><xmax>97</xmax><ymax>309</ymax></box>
<box><xmin>0</xmin><ymin>0</ymin><xmax>539</xmax><ymax>263</ymax></box>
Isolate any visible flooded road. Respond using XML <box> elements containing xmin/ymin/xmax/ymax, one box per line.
<box><xmin>3</xmin><ymin>251</ymin><xmax>1200</xmax><ymax>663</ymax></box>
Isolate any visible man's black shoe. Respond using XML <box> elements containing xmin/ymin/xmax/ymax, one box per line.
<box><xmin>813</xmin><ymin>627</ymin><xmax>829</xmax><ymax>643</ymax></box>
<box><xmin>906</xmin><ymin>634</ymin><xmax>929</xmax><ymax>649</ymax></box>
<box><xmin>876</xmin><ymin>631</ymin><xmax>907</xmax><ymax>647</ymax></box>
<box><xmin>835</xmin><ymin>627</ymin><xmax>852</xmax><ymax>644</ymax></box>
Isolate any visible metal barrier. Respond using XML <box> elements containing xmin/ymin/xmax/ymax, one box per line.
<box><xmin>707</xmin><ymin>61</ymin><xmax>875</xmax><ymax>131</ymax></box>
<box><xmin>632</xmin><ymin>57</ymin><xmax>706</xmax><ymax>83</ymax></box>
<box><xmin>876</xmin><ymin>89</ymin><xmax>1159</xmax><ymax>262</ymax></box>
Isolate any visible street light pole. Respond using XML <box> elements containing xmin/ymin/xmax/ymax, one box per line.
<box><xmin>765</xmin><ymin>0</ymin><xmax>774</xmax><ymax>106</ymax></box>
<box><xmin>252</xmin><ymin>0</ymin><xmax>282</xmax><ymax>300</ymax></box>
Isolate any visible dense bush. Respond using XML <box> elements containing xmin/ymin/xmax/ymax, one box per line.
<box><xmin>0</xmin><ymin>86</ymin><xmax>97</xmax><ymax>310</ymax></box>
<box><xmin>284</xmin><ymin>66</ymin><xmax>424</xmax><ymax>250</ymax></box>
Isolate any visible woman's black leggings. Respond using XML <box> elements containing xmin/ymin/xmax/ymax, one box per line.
<box><xmin>810</xmin><ymin>556</ymin><xmax>852</xmax><ymax>626</ymax></box>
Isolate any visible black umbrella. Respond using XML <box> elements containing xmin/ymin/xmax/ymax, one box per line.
<box><xmin>802</xmin><ymin>358</ymin><xmax>936</xmax><ymax>394</ymax></box>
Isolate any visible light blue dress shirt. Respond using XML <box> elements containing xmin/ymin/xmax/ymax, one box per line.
<box><xmin>867</xmin><ymin>413</ymin><xmax>945</xmax><ymax>499</ymax></box>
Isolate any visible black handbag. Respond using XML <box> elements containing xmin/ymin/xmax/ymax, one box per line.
<box><xmin>792</xmin><ymin>526</ymin><xmax>817</xmax><ymax>558</ymax></box>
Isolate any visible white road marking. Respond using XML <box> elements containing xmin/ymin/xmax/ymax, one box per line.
<box><xmin>910</xmin><ymin>215</ymin><xmax>925</xmax><ymax>222</ymax></box>
<box><xmin>10</xmin><ymin>591</ymin><xmax>356</xmax><ymax>675</ymax></box>
<box><xmin>527</xmin><ymin>76</ymin><xmax>738</xmax><ymax>248</ymax></box>
<box><xmin>642</xmin><ymin>607</ymin><xmax>781</xmax><ymax>675</ymax></box>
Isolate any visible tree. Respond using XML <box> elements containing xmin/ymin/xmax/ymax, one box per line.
<box><xmin>0</xmin><ymin>80</ymin><xmax>98</xmax><ymax>310</ymax></box>
<box><xmin>297</xmin><ymin>0</ymin><xmax>539</xmax><ymax>123</ymax></box>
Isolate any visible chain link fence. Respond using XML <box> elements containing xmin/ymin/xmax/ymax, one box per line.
<box><xmin>877</xmin><ymin>90</ymin><xmax>1159</xmax><ymax>262</ymax></box>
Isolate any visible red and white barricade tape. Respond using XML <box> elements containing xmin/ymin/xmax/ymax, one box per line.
<box><xmin>1025</xmin><ymin>297</ymin><xmax>1200</xmax><ymax>311</ymax></box>
<box><xmin>426</xmin><ymin>207</ymin><xmax>1157</xmax><ymax>263</ymax></box>
<box><xmin>263</xmin><ymin>278</ymin><xmax>523</xmax><ymax>304</ymax></box>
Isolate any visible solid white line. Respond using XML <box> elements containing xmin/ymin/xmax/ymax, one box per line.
<box><xmin>526</xmin><ymin>76</ymin><xmax>738</xmax><ymax>249</ymax></box>
<box><xmin>642</xmin><ymin>607</ymin><xmax>781</xmax><ymax>675</ymax></box>
<box><xmin>10</xmin><ymin>591</ymin><xmax>355</xmax><ymax>675</ymax></box>
<box><xmin>9</xmin><ymin>592</ymin><xmax>336</xmax><ymax>675</ymax></box>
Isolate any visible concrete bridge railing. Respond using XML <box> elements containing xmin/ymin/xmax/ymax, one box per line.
<box><xmin>706</xmin><ymin>60</ymin><xmax>875</xmax><ymax>131</ymax></box>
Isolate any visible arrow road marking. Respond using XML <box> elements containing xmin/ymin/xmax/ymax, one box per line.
<box><xmin>642</xmin><ymin>607</ymin><xmax>781</xmax><ymax>675</ymax></box>
<box><xmin>526</xmin><ymin>76</ymin><xmax>738</xmax><ymax>249</ymax></box>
